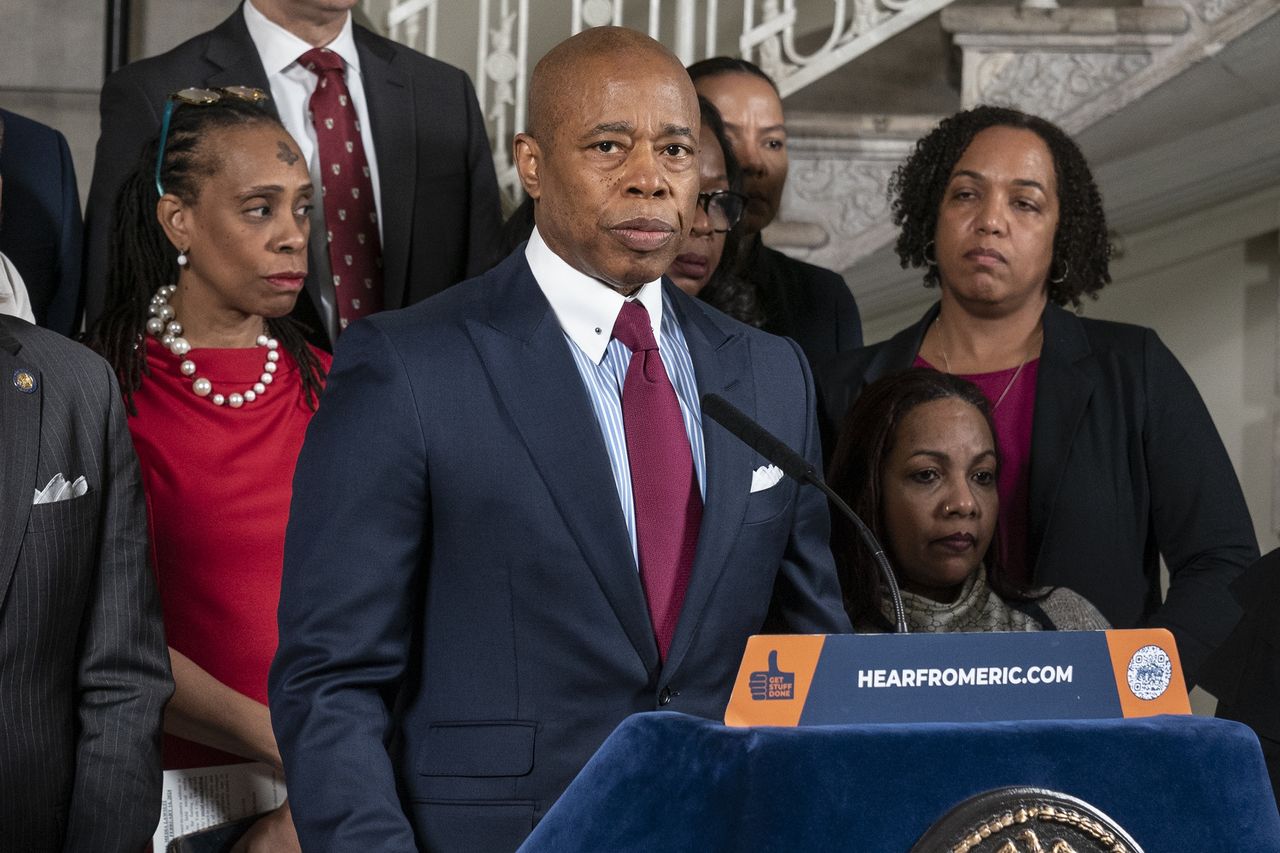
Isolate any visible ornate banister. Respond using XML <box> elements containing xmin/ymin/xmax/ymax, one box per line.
<box><xmin>384</xmin><ymin>0</ymin><xmax>969</xmax><ymax>204</ymax></box>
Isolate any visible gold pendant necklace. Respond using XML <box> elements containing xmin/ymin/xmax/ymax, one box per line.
<box><xmin>932</xmin><ymin>316</ymin><xmax>1040</xmax><ymax>412</ymax></box>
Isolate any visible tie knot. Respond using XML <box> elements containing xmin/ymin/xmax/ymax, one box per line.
<box><xmin>612</xmin><ymin>300</ymin><xmax>658</xmax><ymax>353</ymax></box>
<box><xmin>299</xmin><ymin>47</ymin><xmax>345</xmax><ymax>76</ymax></box>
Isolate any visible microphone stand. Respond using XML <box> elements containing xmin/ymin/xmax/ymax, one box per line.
<box><xmin>700</xmin><ymin>393</ymin><xmax>908</xmax><ymax>634</ymax></box>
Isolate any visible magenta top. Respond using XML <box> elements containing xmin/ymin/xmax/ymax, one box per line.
<box><xmin>914</xmin><ymin>355</ymin><xmax>1040</xmax><ymax>587</ymax></box>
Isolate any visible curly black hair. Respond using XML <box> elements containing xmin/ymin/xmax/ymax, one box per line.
<box><xmin>890</xmin><ymin>105</ymin><xmax>1112</xmax><ymax>308</ymax></box>
<box><xmin>87</xmin><ymin>96</ymin><xmax>325</xmax><ymax>413</ymax></box>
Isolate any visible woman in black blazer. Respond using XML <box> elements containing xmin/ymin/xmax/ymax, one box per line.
<box><xmin>818</xmin><ymin>106</ymin><xmax>1256</xmax><ymax>683</ymax></box>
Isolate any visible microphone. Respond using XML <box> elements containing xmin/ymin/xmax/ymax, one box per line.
<box><xmin>701</xmin><ymin>393</ymin><xmax>908</xmax><ymax>634</ymax></box>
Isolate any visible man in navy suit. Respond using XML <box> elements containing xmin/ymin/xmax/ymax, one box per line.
<box><xmin>270</xmin><ymin>27</ymin><xmax>851</xmax><ymax>853</ymax></box>
<box><xmin>83</xmin><ymin>0</ymin><xmax>502</xmax><ymax>348</ymax></box>
<box><xmin>0</xmin><ymin>109</ymin><xmax>83</xmax><ymax>335</ymax></box>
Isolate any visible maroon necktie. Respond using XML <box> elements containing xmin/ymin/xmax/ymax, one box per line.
<box><xmin>300</xmin><ymin>47</ymin><xmax>384</xmax><ymax>331</ymax></box>
<box><xmin>612</xmin><ymin>300</ymin><xmax>702</xmax><ymax>661</ymax></box>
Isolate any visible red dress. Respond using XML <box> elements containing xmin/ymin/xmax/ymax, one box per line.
<box><xmin>127</xmin><ymin>337</ymin><xmax>330</xmax><ymax>769</ymax></box>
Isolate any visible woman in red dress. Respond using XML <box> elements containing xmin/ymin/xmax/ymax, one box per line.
<box><xmin>89</xmin><ymin>90</ymin><xmax>328</xmax><ymax>851</ymax></box>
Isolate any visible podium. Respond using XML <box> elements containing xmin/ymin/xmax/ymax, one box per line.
<box><xmin>517</xmin><ymin>712</ymin><xmax>1280</xmax><ymax>852</ymax></box>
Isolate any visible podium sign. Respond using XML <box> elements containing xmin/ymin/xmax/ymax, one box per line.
<box><xmin>724</xmin><ymin>629</ymin><xmax>1189</xmax><ymax>727</ymax></box>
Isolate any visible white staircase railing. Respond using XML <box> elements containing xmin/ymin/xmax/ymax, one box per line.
<box><xmin>384</xmin><ymin>0</ymin><xmax>970</xmax><ymax>203</ymax></box>
<box><xmin>741</xmin><ymin>0</ymin><xmax>960</xmax><ymax>97</ymax></box>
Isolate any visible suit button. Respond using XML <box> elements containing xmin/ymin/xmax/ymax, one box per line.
<box><xmin>658</xmin><ymin>687</ymin><xmax>672</xmax><ymax>706</ymax></box>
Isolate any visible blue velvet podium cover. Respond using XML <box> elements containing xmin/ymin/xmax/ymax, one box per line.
<box><xmin>518</xmin><ymin>712</ymin><xmax>1280</xmax><ymax>852</ymax></box>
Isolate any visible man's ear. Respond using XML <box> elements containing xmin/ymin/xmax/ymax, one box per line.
<box><xmin>156</xmin><ymin>194</ymin><xmax>191</xmax><ymax>254</ymax></box>
<box><xmin>513</xmin><ymin>133</ymin><xmax>543</xmax><ymax>201</ymax></box>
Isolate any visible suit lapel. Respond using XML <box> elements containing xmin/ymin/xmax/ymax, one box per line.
<box><xmin>1027</xmin><ymin>304</ymin><xmax>1095</xmax><ymax>578</ymax></box>
<box><xmin>0</xmin><ymin>330</ymin><xmax>41</xmax><ymax>614</ymax></box>
<box><xmin>662</xmin><ymin>289</ymin><xmax>754</xmax><ymax>678</ymax></box>
<box><xmin>872</xmin><ymin>303</ymin><xmax>937</xmax><ymax>380</ymax></box>
<box><xmin>467</xmin><ymin>257</ymin><xmax>659</xmax><ymax>671</ymax></box>
<box><xmin>355</xmin><ymin>28</ymin><xmax>414</xmax><ymax>309</ymax></box>
<box><xmin>203</xmin><ymin>10</ymin><xmax>275</xmax><ymax>104</ymax></box>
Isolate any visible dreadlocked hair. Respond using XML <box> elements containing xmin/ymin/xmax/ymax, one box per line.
<box><xmin>87</xmin><ymin>96</ymin><xmax>326</xmax><ymax>413</ymax></box>
<box><xmin>889</xmin><ymin>105</ymin><xmax>1112</xmax><ymax>308</ymax></box>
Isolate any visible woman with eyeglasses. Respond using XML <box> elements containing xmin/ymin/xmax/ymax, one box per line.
<box><xmin>689</xmin><ymin>57</ymin><xmax>863</xmax><ymax>366</ymax></box>
<box><xmin>665</xmin><ymin>97</ymin><xmax>761</xmax><ymax>327</ymax></box>
<box><xmin>89</xmin><ymin>89</ymin><xmax>327</xmax><ymax>851</ymax></box>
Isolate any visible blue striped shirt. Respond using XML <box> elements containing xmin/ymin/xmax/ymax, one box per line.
<box><xmin>526</xmin><ymin>229</ymin><xmax>706</xmax><ymax>568</ymax></box>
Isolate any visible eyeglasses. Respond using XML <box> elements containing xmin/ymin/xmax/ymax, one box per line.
<box><xmin>154</xmin><ymin>86</ymin><xmax>271</xmax><ymax>196</ymax></box>
<box><xmin>696</xmin><ymin>189</ymin><xmax>748</xmax><ymax>233</ymax></box>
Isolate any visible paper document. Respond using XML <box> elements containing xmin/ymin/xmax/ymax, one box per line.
<box><xmin>151</xmin><ymin>762</ymin><xmax>285</xmax><ymax>851</ymax></box>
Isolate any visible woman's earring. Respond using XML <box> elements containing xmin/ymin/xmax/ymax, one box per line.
<box><xmin>923</xmin><ymin>240</ymin><xmax>937</xmax><ymax>266</ymax></box>
<box><xmin>1050</xmin><ymin>258</ymin><xmax>1069</xmax><ymax>284</ymax></box>
<box><xmin>177</xmin><ymin>251</ymin><xmax>189</xmax><ymax>268</ymax></box>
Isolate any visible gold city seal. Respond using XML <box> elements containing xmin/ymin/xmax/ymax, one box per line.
<box><xmin>911</xmin><ymin>787</ymin><xmax>1143</xmax><ymax>853</ymax></box>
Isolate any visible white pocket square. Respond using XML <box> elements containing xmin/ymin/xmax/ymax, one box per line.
<box><xmin>750</xmin><ymin>464</ymin><xmax>785</xmax><ymax>493</ymax></box>
<box><xmin>33</xmin><ymin>474</ymin><xmax>88</xmax><ymax>505</ymax></box>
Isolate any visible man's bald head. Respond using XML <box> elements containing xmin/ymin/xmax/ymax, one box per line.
<box><xmin>526</xmin><ymin>27</ymin><xmax>691</xmax><ymax>144</ymax></box>
<box><xmin>513</xmin><ymin>27</ymin><xmax>702</xmax><ymax>292</ymax></box>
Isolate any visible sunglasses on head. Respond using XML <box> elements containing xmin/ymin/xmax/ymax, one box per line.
<box><xmin>154</xmin><ymin>86</ymin><xmax>271</xmax><ymax>196</ymax></box>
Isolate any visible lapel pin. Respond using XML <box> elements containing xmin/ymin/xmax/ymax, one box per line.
<box><xmin>12</xmin><ymin>369</ymin><xmax>37</xmax><ymax>394</ymax></box>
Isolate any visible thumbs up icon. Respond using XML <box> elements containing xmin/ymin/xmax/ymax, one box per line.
<box><xmin>748</xmin><ymin>650</ymin><xmax>795</xmax><ymax>701</ymax></box>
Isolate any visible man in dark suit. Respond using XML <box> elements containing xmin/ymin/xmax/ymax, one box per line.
<box><xmin>270</xmin><ymin>27</ymin><xmax>851</xmax><ymax>852</ymax></box>
<box><xmin>84</xmin><ymin>0</ymin><xmax>502</xmax><ymax>348</ymax></box>
<box><xmin>0</xmin><ymin>109</ymin><xmax>84</xmax><ymax>336</ymax></box>
<box><xmin>0</xmin><ymin>315</ymin><xmax>171</xmax><ymax>850</ymax></box>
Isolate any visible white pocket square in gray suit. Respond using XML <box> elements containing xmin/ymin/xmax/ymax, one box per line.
<box><xmin>749</xmin><ymin>464</ymin><xmax>785</xmax><ymax>493</ymax></box>
<box><xmin>33</xmin><ymin>474</ymin><xmax>88</xmax><ymax>505</ymax></box>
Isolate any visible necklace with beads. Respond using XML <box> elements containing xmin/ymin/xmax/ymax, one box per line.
<box><xmin>147</xmin><ymin>285</ymin><xmax>281</xmax><ymax>408</ymax></box>
<box><xmin>931</xmin><ymin>316</ymin><xmax>1042</xmax><ymax>412</ymax></box>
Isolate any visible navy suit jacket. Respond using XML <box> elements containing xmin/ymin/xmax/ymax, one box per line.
<box><xmin>270</xmin><ymin>249</ymin><xmax>851</xmax><ymax>852</ymax></box>
<box><xmin>83</xmin><ymin>5</ymin><xmax>502</xmax><ymax>349</ymax></box>
<box><xmin>0</xmin><ymin>109</ymin><xmax>83</xmax><ymax>336</ymax></box>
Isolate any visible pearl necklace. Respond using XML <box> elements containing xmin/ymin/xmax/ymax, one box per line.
<box><xmin>147</xmin><ymin>285</ymin><xmax>280</xmax><ymax>408</ymax></box>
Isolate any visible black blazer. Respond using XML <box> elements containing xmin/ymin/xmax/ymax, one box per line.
<box><xmin>746</xmin><ymin>238</ymin><xmax>862</xmax><ymax>367</ymax></box>
<box><xmin>1202</xmin><ymin>549</ymin><xmax>1280</xmax><ymax>797</ymax></box>
<box><xmin>0</xmin><ymin>109</ymin><xmax>83</xmax><ymax>336</ymax></box>
<box><xmin>817</xmin><ymin>301</ymin><xmax>1258</xmax><ymax>682</ymax></box>
<box><xmin>0</xmin><ymin>316</ymin><xmax>171</xmax><ymax>850</ymax></box>
<box><xmin>83</xmin><ymin>5</ymin><xmax>503</xmax><ymax>349</ymax></box>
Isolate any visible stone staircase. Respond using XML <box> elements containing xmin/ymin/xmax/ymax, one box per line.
<box><xmin>377</xmin><ymin>0</ymin><xmax>1280</xmax><ymax>325</ymax></box>
<box><xmin>772</xmin><ymin>0</ymin><xmax>1280</xmax><ymax>322</ymax></box>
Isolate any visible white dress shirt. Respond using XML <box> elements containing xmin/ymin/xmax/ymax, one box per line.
<box><xmin>0</xmin><ymin>253</ymin><xmax>35</xmax><ymax>324</ymax></box>
<box><xmin>243</xmin><ymin>0</ymin><xmax>384</xmax><ymax>338</ymax></box>
<box><xmin>525</xmin><ymin>227</ymin><xmax>706</xmax><ymax>566</ymax></box>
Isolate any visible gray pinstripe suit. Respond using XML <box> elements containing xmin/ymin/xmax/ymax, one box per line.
<box><xmin>0</xmin><ymin>316</ymin><xmax>171</xmax><ymax>851</ymax></box>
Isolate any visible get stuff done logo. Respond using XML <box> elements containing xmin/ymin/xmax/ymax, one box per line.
<box><xmin>749</xmin><ymin>650</ymin><xmax>795</xmax><ymax>700</ymax></box>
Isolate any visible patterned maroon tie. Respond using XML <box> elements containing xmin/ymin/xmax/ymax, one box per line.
<box><xmin>300</xmin><ymin>47</ymin><xmax>384</xmax><ymax>332</ymax></box>
<box><xmin>612</xmin><ymin>300</ymin><xmax>702</xmax><ymax>661</ymax></box>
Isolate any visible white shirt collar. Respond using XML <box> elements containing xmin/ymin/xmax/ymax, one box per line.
<box><xmin>243</xmin><ymin>0</ymin><xmax>361</xmax><ymax>77</ymax></box>
<box><xmin>525</xmin><ymin>227</ymin><xmax>664</xmax><ymax>365</ymax></box>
